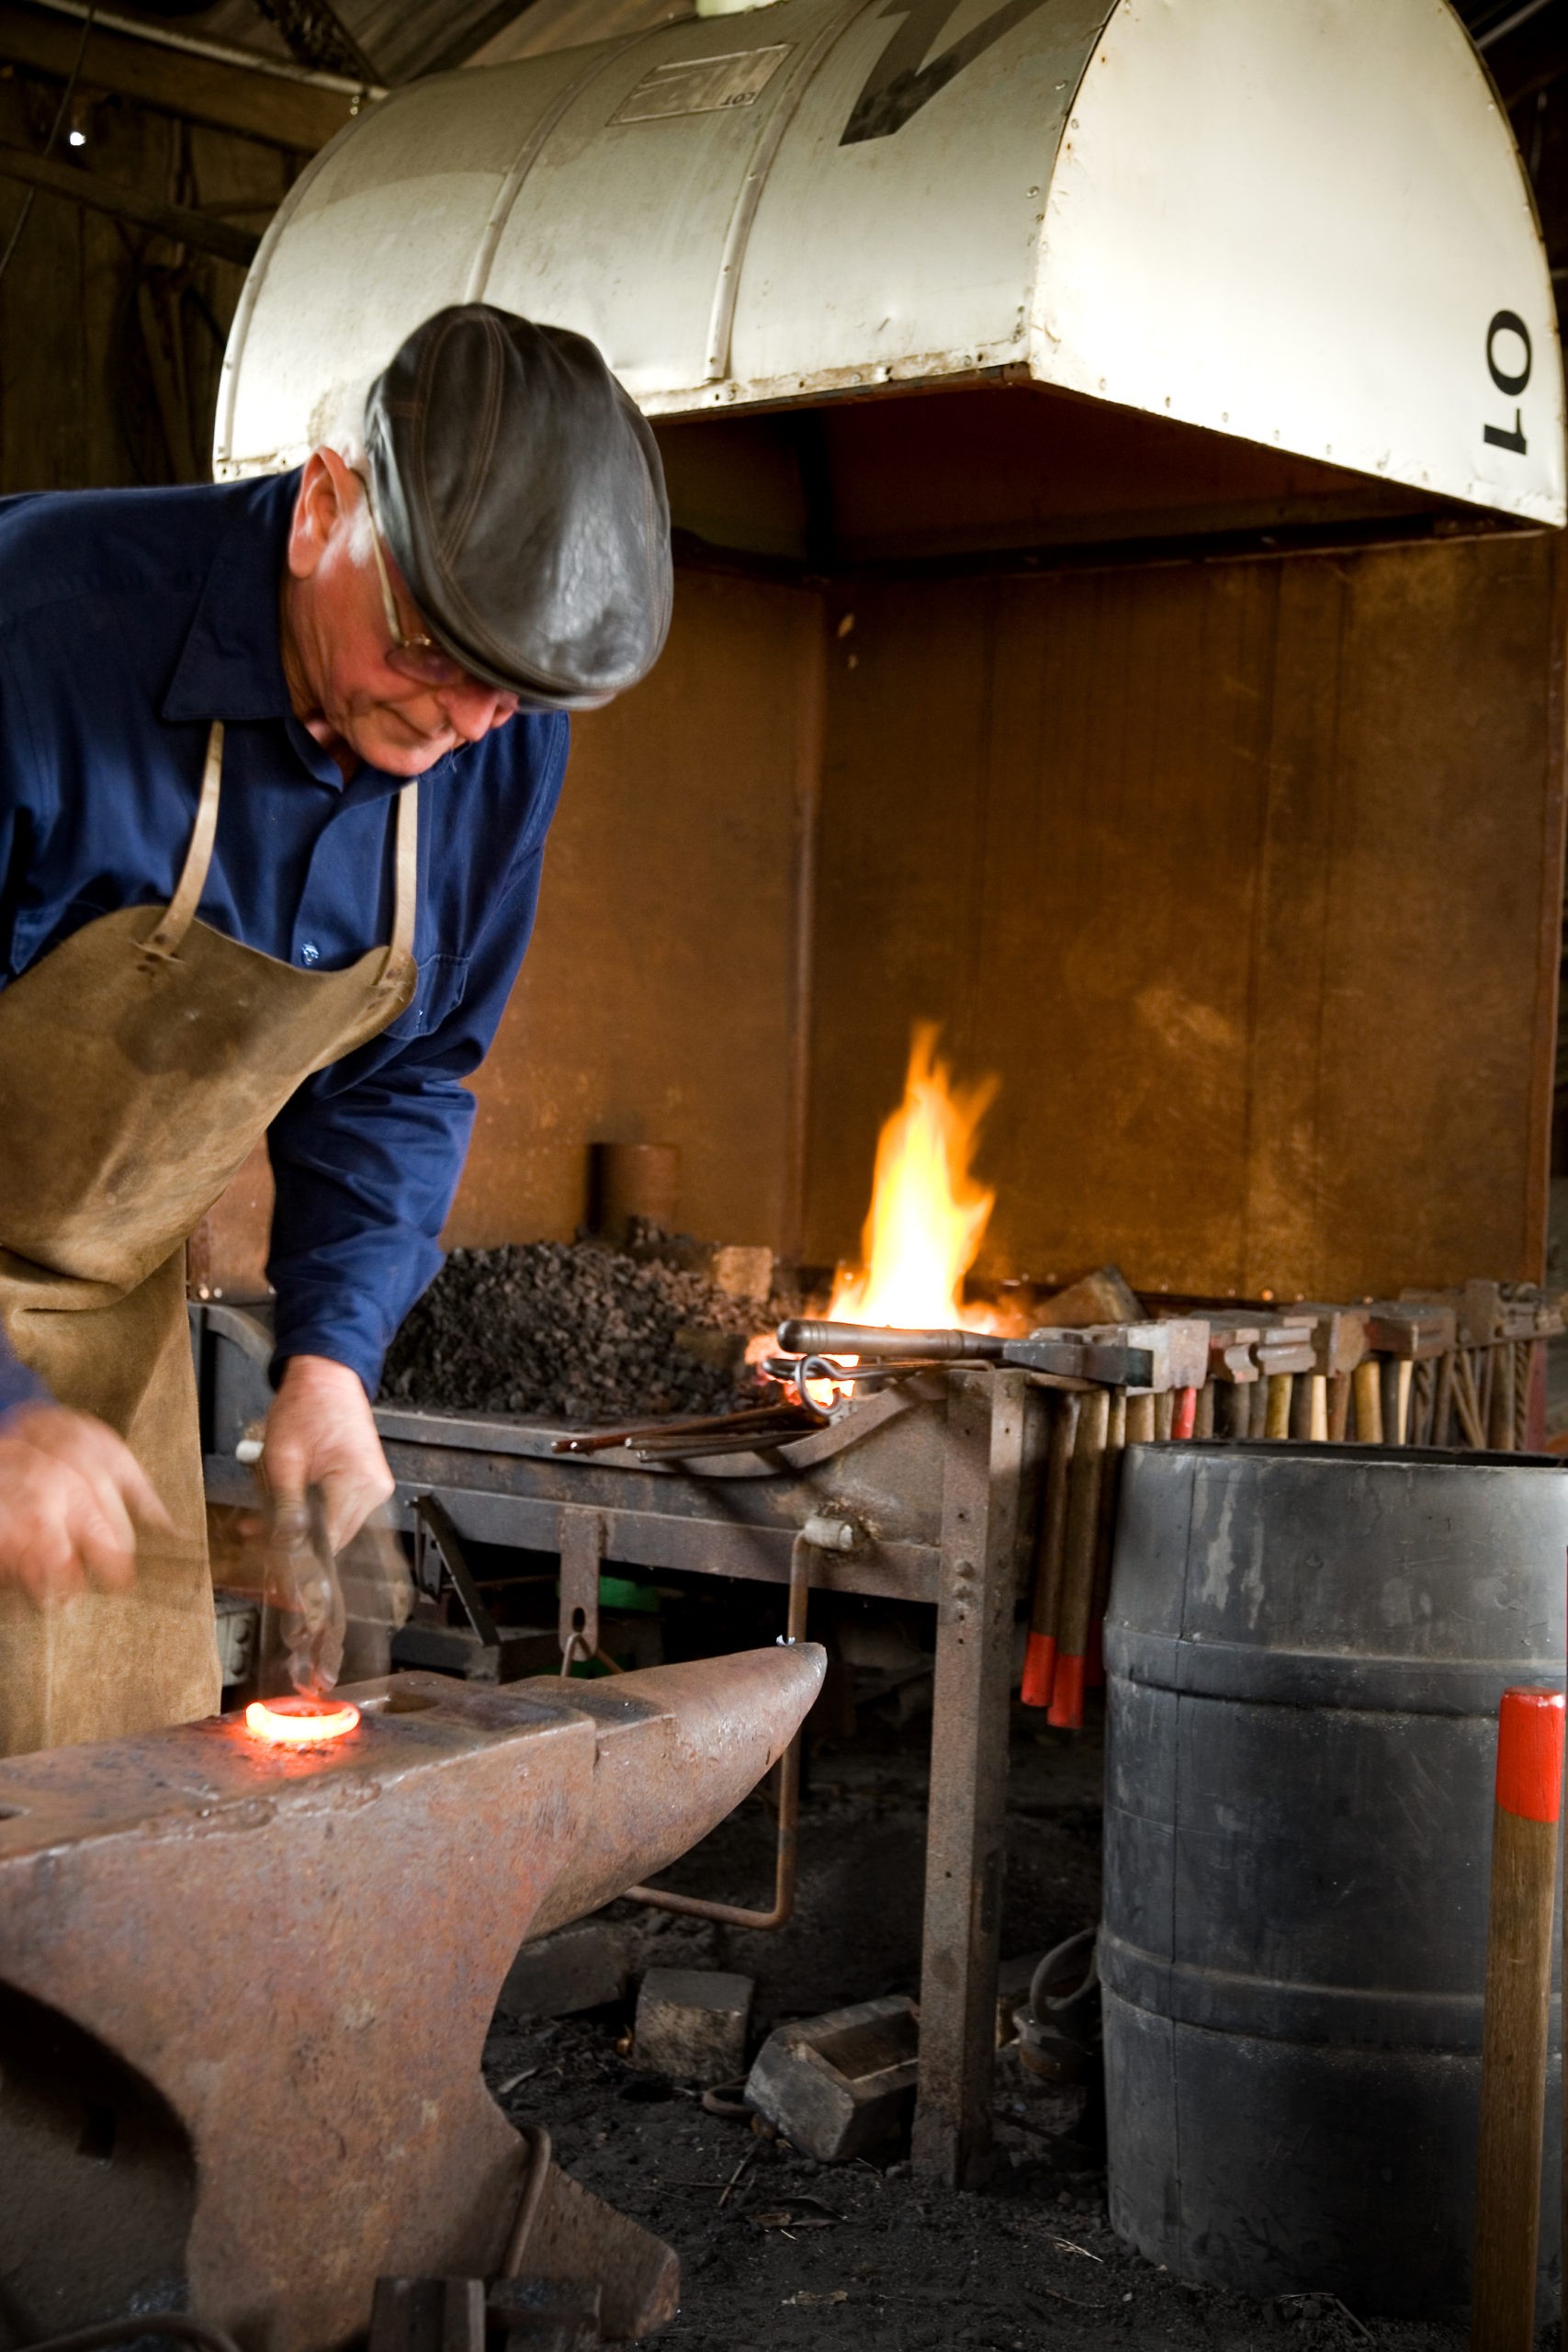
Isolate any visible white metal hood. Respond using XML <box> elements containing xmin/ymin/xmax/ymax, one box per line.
<box><xmin>217</xmin><ymin>0</ymin><xmax>1566</xmax><ymax>526</ymax></box>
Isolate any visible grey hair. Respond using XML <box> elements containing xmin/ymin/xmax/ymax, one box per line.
<box><xmin>304</xmin><ymin>379</ymin><xmax>374</xmax><ymax>560</ymax></box>
<box><xmin>307</xmin><ymin>373</ymin><xmax>369</xmax><ymax>465</ymax></box>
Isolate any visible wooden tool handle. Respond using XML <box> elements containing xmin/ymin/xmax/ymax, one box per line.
<box><xmin>1352</xmin><ymin>1358</ymin><xmax>1383</xmax><ymax>1444</ymax></box>
<box><xmin>1048</xmin><ymin>1387</ymin><xmax>1110</xmax><ymax>1730</ymax></box>
<box><xmin>1265</xmin><ymin>1373</ymin><xmax>1293</xmax><ymax>1441</ymax></box>
<box><xmin>1089</xmin><ymin>1389</ymin><xmax>1128</xmax><ymax>1625</ymax></box>
<box><xmin>1021</xmin><ymin>1393</ymin><xmax>1078</xmax><ymax>1709</ymax></box>
<box><xmin>1471</xmin><ymin>1689</ymin><xmax>1562</xmax><ymax>2352</ymax></box>
<box><xmin>1489</xmin><ymin>1342</ymin><xmax>1517</xmax><ymax>1452</ymax></box>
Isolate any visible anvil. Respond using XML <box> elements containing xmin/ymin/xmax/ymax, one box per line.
<box><xmin>0</xmin><ymin>1645</ymin><xmax>824</xmax><ymax>2351</ymax></box>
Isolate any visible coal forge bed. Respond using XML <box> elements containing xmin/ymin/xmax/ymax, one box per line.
<box><xmin>196</xmin><ymin>1297</ymin><xmax>1045</xmax><ymax>2188</ymax></box>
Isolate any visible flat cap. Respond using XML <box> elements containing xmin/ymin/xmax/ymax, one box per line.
<box><xmin>364</xmin><ymin>304</ymin><xmax>671</xmax><ymax>707</ymax></box>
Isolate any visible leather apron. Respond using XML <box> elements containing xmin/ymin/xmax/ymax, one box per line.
<box><xmin>0</xmin><ymin>721</ymin><xmax>419</xmax><ymax>1755</ymax></box>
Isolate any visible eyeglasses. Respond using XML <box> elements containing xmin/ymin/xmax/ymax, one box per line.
<box><xmin>353</xmin><ymin>469</ymin><xmax>520</xmax><ymax>709</ymax></box>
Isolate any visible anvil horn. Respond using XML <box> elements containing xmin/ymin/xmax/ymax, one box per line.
<box><xmin>0</xmin><ymin>1643</ymin><xmax>826</xmax><ymax>2352</ymax></box>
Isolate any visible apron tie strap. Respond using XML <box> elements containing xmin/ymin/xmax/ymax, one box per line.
<box><xmin>141</xmin><ymin>721</ymin><xmax>223</xmax><ymax>967</ymax></box>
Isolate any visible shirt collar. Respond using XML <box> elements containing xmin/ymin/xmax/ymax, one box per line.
<box><xmin>161</xmin><ymin>469</ymin><xmax>301</xmax><ymax>733</ymax></box>
<box><xmin>161</xmin><ymin>469</ymin><xmax>465</xmax><ymax>800</ymax></box>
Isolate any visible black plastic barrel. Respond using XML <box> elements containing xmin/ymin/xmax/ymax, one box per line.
<box><xmin>1101</xmin><ymin>1441</ymin><xmax>1566</xmax><ymax>2317</ymax></box>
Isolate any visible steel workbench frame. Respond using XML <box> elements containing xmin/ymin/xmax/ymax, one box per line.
<box><xmin>196</xmin><ymin>1302</ymin><xmax>1044</xmax><ymax>2186</ymax></box>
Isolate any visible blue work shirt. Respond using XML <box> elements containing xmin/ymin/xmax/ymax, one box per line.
<box><xmin>0</xmin><ymin>470</ymin><xmax>569</xmax><ymax>1411</ymax></box>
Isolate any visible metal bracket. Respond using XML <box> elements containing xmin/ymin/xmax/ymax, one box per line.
<box><xmin>412</xmin><ymin>1493</ymin><xmax>500</xmax><ymax>1651</ymax></box>
<box><xmin>558</xmin><ymin>1506</ymin><xmax>607</xmax><ymax>1670</ymax></box>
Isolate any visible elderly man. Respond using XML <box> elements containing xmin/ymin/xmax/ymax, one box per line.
<box><xmin>0</xmin><ymin>302</ymin><xmax>671</xmax><ymax>1754</ymax></box>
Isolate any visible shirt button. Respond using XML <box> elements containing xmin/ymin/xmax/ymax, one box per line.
<box><xmin>300</xmin><ymin>942</ymin><xmax>320</xmax><ymax>967</ymax></box>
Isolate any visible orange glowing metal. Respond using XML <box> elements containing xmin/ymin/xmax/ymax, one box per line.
<box><xmin>244</xmin><ymin>1696</ymin><xmax>361</xmax><ymax>1745</ymax></box>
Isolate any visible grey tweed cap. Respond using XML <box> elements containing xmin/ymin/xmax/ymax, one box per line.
<box><xmin>364</xmin><ymin>304</ymin><xmax>671</xmax><ymax>707</ymax></box>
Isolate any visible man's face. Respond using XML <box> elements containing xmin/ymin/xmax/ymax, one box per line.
<box><xmin>283</xmin><ymin>448</ymin><xmax>523</xmax><ymax>777</ymax></box>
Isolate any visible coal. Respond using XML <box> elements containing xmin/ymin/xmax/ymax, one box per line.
<box><xmin>380</xmin><ymin>1236</ymin><xmax>773</xmax><ymax>1423</ymax></box>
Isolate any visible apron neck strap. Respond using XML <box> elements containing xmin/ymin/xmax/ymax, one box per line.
<box><xmin>383</xmin><ymin>780</ymin><xmax>418</xmax><ymax>986</ymax></box>
<box><xmin>143</xmin><ymin>725</ymin><xmax>420</xmax><ymax>984</ymax></box>
<box><xmin>143</xmin><ymin>720</ymin><xmax>223</xmax><ymax>962</ymax></box>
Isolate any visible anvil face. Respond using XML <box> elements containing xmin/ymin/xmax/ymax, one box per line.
<box><xmin>0</xmin><ymin>1647</ymin><xmax>823</xmax><ymax>2352</ymax></box>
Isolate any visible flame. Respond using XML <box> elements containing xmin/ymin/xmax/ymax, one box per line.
<box><xmin>829</xmin><ymin>1023</ymin><xmax>998</xmax><ymax>1333</ymax></box>
<box><xmin>245</xmin><ymin>1696</ymin><xmax>360</xmax><ymax>1745</ymax></box>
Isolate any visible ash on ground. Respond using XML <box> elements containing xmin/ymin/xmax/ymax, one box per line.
<box><xmin>380</xmin><ymin>1234</ymin><xmax>779</xmax><ymax>1422</ymax></box>
<box><xmin>484</xmin><ymin>1708</ymin><xmax>1457</xmax><ymax>2352</ymax></box>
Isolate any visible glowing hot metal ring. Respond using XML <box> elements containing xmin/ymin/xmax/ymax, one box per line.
<box><xmin>244</xmin><ymin>1697</ymin><xmax>361</xmax><ymax>1745</ymax></box>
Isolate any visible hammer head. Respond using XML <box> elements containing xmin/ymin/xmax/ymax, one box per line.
<box><xmin>0</xmin><ymin>1645</ymin><xmax>824</xmax><ymax>2350</ymax></box>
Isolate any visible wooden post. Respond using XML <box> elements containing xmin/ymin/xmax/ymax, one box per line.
<box><xmin>913</xmin><ymin>1370</ymin><xmax>1029</xmax><ymax>2189</ymax></box>
<box><xmin>1470</xmin><ymin>1687</ymin><xmax>1563</xmax><ymax>2352</ymax></box>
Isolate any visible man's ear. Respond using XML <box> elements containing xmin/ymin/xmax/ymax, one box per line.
<box><xmin>286</xmin><ymin>448</ymin><xmax>351</xmax><ymax>582</ymax></box>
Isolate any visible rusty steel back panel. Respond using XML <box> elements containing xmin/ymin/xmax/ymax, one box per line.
<box><xmin>802</xmin><ymin>530</ymin><xmax>1564</xmax><ymax>1300</ymax></box>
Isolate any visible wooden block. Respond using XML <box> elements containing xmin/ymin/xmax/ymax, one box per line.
<box><xmin>746</xmin><ymin>1995</ymin><xmax>920</xmax><ymax>2162</ymax></box>
<box><xmin>1032</xmin><ymin>1265</ymin><xmax>1141</xmax><ymax>1327</ymax></box>
<box><xmin>712</xmin><ymin>1244</ymin><xmax>774</xmax><ymax>1302</ymax></box>
<box><xmin>634</xmin><ymin>1966</ymin><xmax>752</xmax><ymax>2081</ymax></box>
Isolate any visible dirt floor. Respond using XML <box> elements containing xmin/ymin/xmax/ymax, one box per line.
<box><xmin>480</xmin><ymin>1705</ymin><xmax>1468</xmax><ymax>2352</ymax></box>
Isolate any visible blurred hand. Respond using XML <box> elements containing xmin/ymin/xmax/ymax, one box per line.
<box><xmin>0</xmin><ymin>1403</ymin><xmax>172</xmax><ymax>1607</ymax></box>
<box><xmin>262</xmin><ymin>1354</ymin><xmax>392</xmax><ymax>1554</ymax></box>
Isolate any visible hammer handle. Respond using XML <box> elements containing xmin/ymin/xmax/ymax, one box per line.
<box><xmin>1048</xmin><ymin>1387</ymin><xmax>1110</xmax><ymax>1730</ymax></box>
<box><xmin>777</xmin><ymin>1320</ymin><xmax>999</xmax><ymax>1361</ymax></box>
<box><xmin>1352</xmin><ymin>1359</ymin><xmax>1383</xmax><ymax>1444</ymax></box>
<box><xmin>1021</xmin><ymin>1393</ymin><xmax>1078</xmax><ymax>1708</ymax></box>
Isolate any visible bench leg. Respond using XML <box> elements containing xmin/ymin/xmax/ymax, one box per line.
<box><xmin>912</xmin><ymin>1369</ymin><xmax>1028</xmax><ymax>2188</ymax></box>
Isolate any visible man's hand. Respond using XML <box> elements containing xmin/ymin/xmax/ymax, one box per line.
<box><xmin>262</xmin><ymin>1354</ymin><xmax>393</xmax><ymax>1554</ymax></box>
<box><xmin>0</xmin><ymin>1404</ymin><xmax>172</xmax><ymax>1608</ymax></box>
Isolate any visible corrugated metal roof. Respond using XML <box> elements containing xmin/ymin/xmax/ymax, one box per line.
<box><xmin>119</xmin><ymin>0</ymin><xmax>665</xmax><ymax>81</ymax></box>
<box><xmin>96</xmin><ymin>0</ymin><xmax>1552</xmax><ymax>87</ymax></box>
